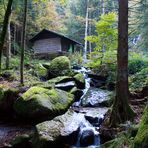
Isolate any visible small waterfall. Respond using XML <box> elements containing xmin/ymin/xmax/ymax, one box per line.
<box><xmin>72</xmin><ymin>117</ymin><xmax>100</xmax><ymax>148</ymax></box>
<box><xmin>71</xmin><ymin>67</ymin><xmax>102</xmax><ymax>148</ymax></box>
<box><xmin>72</xmin><ymin>67</ymin><xmax>91</xmax><ymax>107</ymax></box>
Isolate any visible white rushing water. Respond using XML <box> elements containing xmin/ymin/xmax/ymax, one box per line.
<box><xmin>71</xmin><ymin>67</ymin><xmax>109</xmax><ymax>148</ymax></box>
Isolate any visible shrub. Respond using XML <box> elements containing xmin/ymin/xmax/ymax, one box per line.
<box><xmin>68</xmin><ymin>51</ymin><xmax>83</xmax><ymax>66</ymax></box>
<box><xmin>129</xmin><ymin>68</ymin><xmax>148</xmax><ymax>91</ymax></box>
<box><xmin>128</xmin><ymin>59</ymin><xmax>148</xmax><ymax>75</ymax></box>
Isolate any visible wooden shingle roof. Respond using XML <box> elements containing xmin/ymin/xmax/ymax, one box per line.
<box><xmin>30</xmin><ymin>29</ymin><xmax>81</xmax><ymax>45</ymax></box>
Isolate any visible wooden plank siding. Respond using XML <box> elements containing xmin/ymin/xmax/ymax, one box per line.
<box><xmin>33</xmin><ymin>38</ymin><xmax>61</xmax><ymax>54</ymax></box>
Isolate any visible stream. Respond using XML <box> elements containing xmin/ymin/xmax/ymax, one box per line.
<box><xmin>0</xmin><ymin>67</ymin><xmax>111</xmax><ymax>148</ymax></box>
<box><xmin>70</xmin><ymin>67</ymin><xmax>109</xmax><ymax>148</ymax></box>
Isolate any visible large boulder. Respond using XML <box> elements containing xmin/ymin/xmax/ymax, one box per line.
<box><xmin>13</xmin><ymin>87</ymin><xmax>74</xmax><ymax>121</ymax></box>
<box><xmin>81</xmin><ymin>87</ymin><xmax>113</xmax><ymax>107</ymax></box>
<box><xmin>0</xmin><ymin>85</ymin><xmax>19</xmax><ymax>113</ymax></box>
<box><xmin>46</xmin><ymin>56</ymin><xmax>72</xmax><ymax>78</ymax></box>
<box><xmin>33</xmin><ymin>110</ymin><xmax>87</xmax><ymax>148</ymax></box>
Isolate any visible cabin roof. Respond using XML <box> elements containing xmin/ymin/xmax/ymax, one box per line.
<box><xmin>29</xmin><ymin>29</ymin><xmax>81</xmax><ymax>45</ymax></box>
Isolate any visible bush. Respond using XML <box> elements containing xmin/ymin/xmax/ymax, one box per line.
<box><xmin>128</xmin><ymin>59</ymin><xmax>148</xmax><ymax>75</ymax></box>
<box><xmin>68</xmin><ymin>51</ymin><xmax>83</xmax><ymax>66</ymax></box>
<box><xmin>129</xmin><ymin>68</ymin><xmax>148</xmax><ymax>91</ymax></box>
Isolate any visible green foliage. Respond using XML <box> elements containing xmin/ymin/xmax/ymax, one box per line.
<box><xmin>68</xmin><ymin>51</ymin><xmax>83</xmax><ymax>66</ymax></box>
<box><xmin>128</xmin><ymin>59</ymin><xmax>148</xmax><ymax>75</ymax></box>
<box><xmin>128</xmin><ymin>52</ymin><xmax>148</xmax><ymax>75</ymax></box>
<box><xmin>85</xmin><ymin>12</ymin><xmax>117</xmax><ymax>73</ymax></box>
<box><xmin>129</xmin><ymin>68</ymin><xmax>148</xmax><ymax>91</ymax></box>
<box><xmin>86</xmin><ymin>12</ymin><xmax>117</xmax><ymax>62</ymax></box>
<box><xmin>100</xmin><ymin>132</ymin><xmax>131</xmax><ymax>148</ymax></box>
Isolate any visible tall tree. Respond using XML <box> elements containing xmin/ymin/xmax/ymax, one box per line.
<box><xmin>20</xmin><ymin>0</ymin><xmax>27</xmax><ymax>85</ymax></box>
<box><xmin>6</xmin><ymin>17</ymin><xmax>11</xmax><ymax>69</ymax></box>
<box><xmin>84</xmin><ymin>0</ymin><xmax>89</xmax><ymax>60</ymax></box>
<box><xmin>0</xmin><ymin>0</ymin><xmax>13</xmax><ymax>71</ymax></box>
<box><xmin>109</xmin><ymin>0</ymin><xmax>135</xmax><ymax>126</ymax></box>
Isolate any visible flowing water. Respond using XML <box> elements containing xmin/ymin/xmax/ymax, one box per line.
<box><xmin>71</xmin><ymin>67</ymin><xmax>110</xmax><ymax>148</ymax></box>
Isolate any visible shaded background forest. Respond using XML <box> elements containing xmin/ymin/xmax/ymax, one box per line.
<box><xmin>0</xmin><ymin>0</ymin><xmax>147</xmax><ymax>54</ymax></box>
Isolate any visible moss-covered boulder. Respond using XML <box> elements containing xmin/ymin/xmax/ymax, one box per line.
<box><xmin>13</xmin><ymin>87</ymin><xmax>74</xmax><ymax>121</ymax></box>
<box><xmin>74</xmin><ymin>73</ymin><xmax>85</xmax><ymax>89</ymax></box>
<box><xmin>0</xmin><ymin>85</ymin><xmax>19</xmax><ymax>112</ymax></box>
<box><xmin>46</xmin><ymin>56</ymin><xmax>71</xmax><ymax>78</ymax></box>
<box><xmin>132</xmin><ymin>104</ymin><xmax>148</xmax><ymax>148</ymax></box>
<box><xmin>34</xmin><ymin>63</ymin><xmax>47</xmax><ymax>77</ymax></box>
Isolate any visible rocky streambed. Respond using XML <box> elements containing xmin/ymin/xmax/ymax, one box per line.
<box><xmin>0</xmin><ymin>66</ymin><xmax>113</xmax><ymax>148</ymax></box>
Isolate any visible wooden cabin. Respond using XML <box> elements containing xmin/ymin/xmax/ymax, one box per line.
<box><xmin>29</xmin><ymin>29</ymin><xmax>81</xmax><ymax>57</ymax></box>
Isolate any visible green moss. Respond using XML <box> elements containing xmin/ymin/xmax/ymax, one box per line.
<box><xmin>132</xmin><ymin>104</ymin><xmax>148</xmax><ymax>148</ymax></box>
<box><xmin>47</xmin><ymin>76</ymin><xmax>71</xmax><ymax>88</ymax></box>
<box><xmin>13</xmin><ymin>87</ymin><xmax>74</xmax><ymax>119</ymax></box>
<box><xmin>49</xmin><ymin>56</ymin><xmax>70</xmax><ymax>70</ymax></box>
<box><xmin>48</xmin><ymin>56</ymin><xmax>71</xmax><ymax>77</ymax></box>
<box><xmin>34</xmin><ymin>63</ymin><xmax>47</xmax><ymax>76</ymax></box>
<box><xmin>74</xmin><ymin>73</ymin><xmax>85</xmax><ymax>83</ymax></box>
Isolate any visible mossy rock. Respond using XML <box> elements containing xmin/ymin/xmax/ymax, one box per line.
<box><xmin>74</xmin><ymin>73</ymin><xmax>85</xmax><ymax>89</ymax></box>
<box><xmin>132</xmin><ymin>104</ymin><xmax>148</xmax><ymax>148</ymax></box>
<box><xmin>0</xmin><ymin>85</ymin><xmax>19</xmax><ymax>112</ymax></box>
<box><xmin>47</xmin><ymin>56</ymin><xmax>71</xmax><ymax>78</ymax></box>
<box><xmin>70</xmin><ymin>87</ymin><xmax>83</xmax><ymax>102</ymax></box>
<box><xmin>34</xmin><ymin>63</ymin><xmax>47</xmax><ymax>76</ymax></box>
<box><xmin>13</xmin><ymin>87</ymin><xmax>74</xmax><ymax>121</ymax></box>
<box><xmin>47</xmin><ymin>76</ymin><xmax>74</xmax><ymax>88</ymax></box>
<box><xmin>42</xmin><ymin>63</ymin><xmax>51</xmax><ymax>69</ymax></box>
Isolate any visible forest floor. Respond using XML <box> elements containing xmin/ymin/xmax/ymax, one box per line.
<box><xmin>100</xmin><ymin>86</ymin><xmax>148</xmax><ymax>147</ymax></box>
<box><xmin>0</xmin><ymin>73</ymin><xmax>148</xmax><ymax>148</ymax></box>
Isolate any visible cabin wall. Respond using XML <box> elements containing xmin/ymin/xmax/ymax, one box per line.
<box><xmin>33</xmin><ymin>38</ymin><xmax>61</xmax><ymax>54</ymax></box>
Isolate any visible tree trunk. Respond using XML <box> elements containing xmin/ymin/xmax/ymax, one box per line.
<box><xmin>84</xmin><ymin>0</ymin><xmax>89</xmax><ymax>60</ymax></box>
<box><xmin>20</xmin><ymin>0</ymin><xmax>27</xmax><ymax>85</ymax></box>
<box><xmin>6</xmin><ymin>20</ymin><xmax>11</xmax><ymax>69</ymax></box>
<box><xmin>101</xmin><ymin>0</ymin><xmax>105</xmax><ymax>14</ymax></box>
<box><xmin>109</xmin><ymin>0</ymin><xmax>135</xmax><ymax>127</ymax></box>
<box><xmin>0</xmin><ymin>0</ymin><xmax>13</xmax><ymax>71</ymax></box>
<box><xmin>88</xmin><ymin>6</ymin><xmax>92</xmax><ymax>54</ymax></box>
